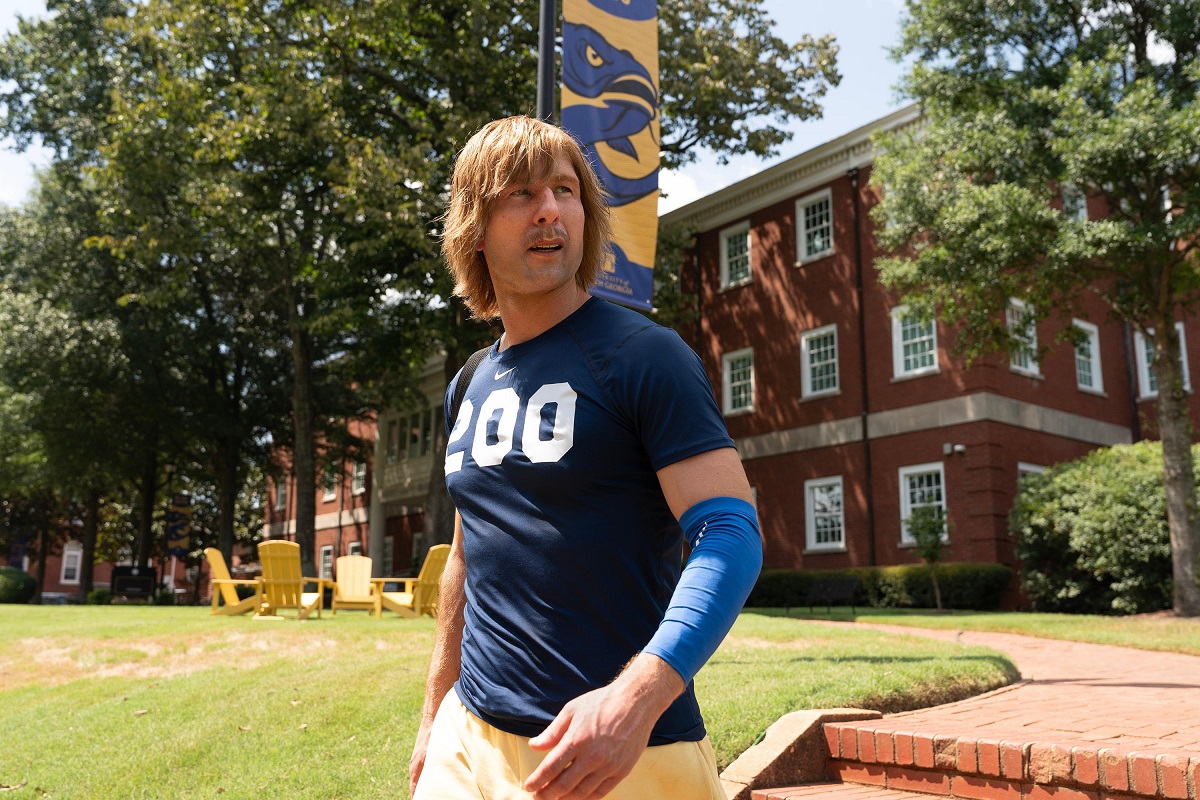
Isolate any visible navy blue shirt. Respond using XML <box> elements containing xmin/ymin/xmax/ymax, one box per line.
<box><xmin>443</xmin><ymin>298</ymin><xmax>734</xmax><ymax>745</ymax></box>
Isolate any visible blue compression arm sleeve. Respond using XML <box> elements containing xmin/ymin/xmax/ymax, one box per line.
<box><xmin>643</xmin><ymin>496</ymin><xmax>763</xmax><ymax>685</ymax></box>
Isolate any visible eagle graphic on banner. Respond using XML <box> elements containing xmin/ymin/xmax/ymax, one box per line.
<box><xmin>562</xmin><ymin>0</ymin><xmax>659</xmax><ymax>310</ymax></box>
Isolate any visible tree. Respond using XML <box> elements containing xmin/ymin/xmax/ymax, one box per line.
<box><xmin>2</xmin><ymin>0</ymin><xmax>842</xmax><ymax>572</ymax></box>
<box><xmin>906</xmin><ymin>505</ymin><xmax>947</xmax><ymax>611</ymax></box>
<box><xmin>871</xmin><ymin>0</ymin><xmax>1200</xmax><ymax>615</ymax></box>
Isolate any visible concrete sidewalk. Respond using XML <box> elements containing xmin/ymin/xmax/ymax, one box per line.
<box><xmin>748</xmin><ymin>620</ymin><xmax>1200</xmax><ymax>800</ymax></box>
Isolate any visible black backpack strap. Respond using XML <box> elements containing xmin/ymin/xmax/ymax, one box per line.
<box><xmin>449</xmin><ymin>346</ymin><xmax>491</xmax><ymax>428</ymax></box>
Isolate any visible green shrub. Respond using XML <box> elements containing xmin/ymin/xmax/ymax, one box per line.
<box><xmin>0</xmin><ymin>567</ymin><xmax>37</xmax><ymax>603</ymax></box>
<box><xmin>1010</xmin><ymin>441</ymin><xmax>1176</xmax><ymax>615</ymax></box>
<box><xmin>86</xmin><ymin>588</ymin><xmax>113</xmax><ymax>605</ymax></box>
<box><xmin>154</xmin><ymin>590</ymin><xmax>176</xmax><ymax>606</ymax></box>
<box><xmin>745</xmin><ymin>563</ymin><xmax>1011</xmax><ymax>611</ymax></box>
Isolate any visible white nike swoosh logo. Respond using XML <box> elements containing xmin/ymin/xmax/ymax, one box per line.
<box><xmin>494</xmin><ymin>367</ymin><xmax>515</xmax><ymax>380</ymax></box>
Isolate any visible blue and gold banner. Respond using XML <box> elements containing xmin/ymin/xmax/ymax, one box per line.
<box><xmin>561</xmin><ymin>0</ymin><xmax>659</xmax><ymax>310</ymax></box>
<box><xmin>167</xmin><ymin>493</ymin><xmax>191</xmax><ymax>558</ymax></box>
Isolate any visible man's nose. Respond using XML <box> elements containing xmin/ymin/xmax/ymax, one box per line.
<box><xmin>533</xmin><ymin>187</ymin><xmax>560</xmax><ymax>225</ymax></box>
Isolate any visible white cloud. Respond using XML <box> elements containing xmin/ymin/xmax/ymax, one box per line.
<box><xmin>657</xmin><ymin>168</ymin><xmax>704</xmax><ymax>215</ymax></box>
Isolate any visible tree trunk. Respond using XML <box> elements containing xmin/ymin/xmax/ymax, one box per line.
<box><xmin>33</xmin><ymin>524</ymin><xmax>48</xmax><ymax>605</ymax></box>
<box><xmin>288</xmin><ymin>288</ymin><xmax>318</xmax><ymax>579</ymax></box>
<box><xmin>1153</xmin><ymin>323</ymin><xmax>1200</xmax><ymax>616</ymax></box>
<box><xmin>136</xmin><ymin>446</ymin><xmax>158</xmax><ymax>570</ymax></box>
<box><xmin>79</xmin><ymin>488</ymin><xmax>100</xmax><ymax>602</ymax></box>
<box><xmin>217</xmin><ymin>438</ymin><xmax>239</xmax><ymax>562</ymax></box>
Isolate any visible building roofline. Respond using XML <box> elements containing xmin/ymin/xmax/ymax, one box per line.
<box><xmin>659</xmin><ymin>103</ymin><xmax>921</xmax><ymax>232</ymax></box>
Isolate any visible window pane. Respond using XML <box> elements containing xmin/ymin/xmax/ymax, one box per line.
<box><xmin>1075</xmin><ymin>336</ymin><xmax>1094</xmax><ymax>388</ymax></box>
<box><xmin>901</xmin><ymin>317</ymin><xmax>936</xmax><ymax>372</ymax></box>
<box><xmin>728</xmin><ymin>354</ymin><xmax>753</xmax><ymax>410</ymax></box>
<box><xmin>1007</xmin><ymin>303</ymin><xmax>1037</xmax><ymax>371</ymax></box>
<box><xmin>907</xmin><ymin>471</ymin><xmax>944</xmax><ymax>508</ymax></box>
<box><xmin>1143</xmin><ymin>335</ymin><xmax>1157</xmax><ymax>394</ymax></box>
<box><xmin>804</xmin><ymin>197</ymin><xmax>832</xmax><ymax>258</ymax></box>
<box><xmin>810</xmin><ymin>482</ymin><xmax>843</xmax><ymax>545</ymax></box>
<box><xmin>806</xmin><ymin>331</ymin><xmax>838</xmax><ymax>393</ymax></box>
<box><xmin>725</xmin><ymin>230</ymin><xmax>750</xmax><ymax>284</ymax></box>
<box><xmin>63</xmin><ymin>554</ymin><xmax>79</xmax><ymax>582</ymax></box>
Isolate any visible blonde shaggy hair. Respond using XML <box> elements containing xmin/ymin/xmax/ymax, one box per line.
<box><xmin>442</xmin><ymin>116</ymin><xmax>614</xmax><ymax>320</ymax></box>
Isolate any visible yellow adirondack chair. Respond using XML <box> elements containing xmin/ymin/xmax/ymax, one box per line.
<box><xmin>254</xmin><ymin>540</ymin><xmax>325</xmax><ymax>620</ymax></box>
<box><xmin>377</xmin><ymin>544</ymin><xmax>450</xmax><ymax>618</ymax></box>
<box><xmin>204</xmin><ymin>547</ymin><xmax>262</xmax><ymax>616</ymax></box>
<box><xmin>331</xmin><ymin>555</ymin><xmax>382</xmax><ymax>618</ymax></box>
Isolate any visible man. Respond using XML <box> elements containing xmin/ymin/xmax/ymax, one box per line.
<box><xmin>410</xmin><ymin>116</ymin><xmax>762</xmax><ymax>800</ymax></box>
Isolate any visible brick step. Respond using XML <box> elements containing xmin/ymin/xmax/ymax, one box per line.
<box><xmin>753</xmin><ymin>780</ymin><xmax>941</xmax><ymax>800</ymax></box>
<box><xmin>820</xmin><ymin>721</ymin><xmax>1200</xmax><ymax>800</ymax></box>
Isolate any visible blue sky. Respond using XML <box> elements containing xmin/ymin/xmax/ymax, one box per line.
<box><xmin>0</xmin><ymin>0</ymin><xmax>908</xmax><ymax>211</ymax></box>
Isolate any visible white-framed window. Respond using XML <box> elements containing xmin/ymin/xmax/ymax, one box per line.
<box><xmin>322</xmin><ymin>468</ymin><xmax>337</xmax><ymax>502</ymax></box>
<box><xmin>719</xmin><ymin>221</ymin><xmax>752</xmax><ymax>288</ymax></box>
<box><xmin>1135</xmin><ymin>323</ymin><xmax>1191</xmax><ymax>399</ymax></box>
<box><xmin>796</xmin><ymin>188</ymin><xmax>834</xmax><ymax>264</ymax></box>
<box><xmin>899</xmin><ymin>462</ymin><xmax>947</xmax><ymax>545</ymax></box>
<box><xmin>347</xmin><ymin>541</ymin><xmax>362</xmax><ymax>556</ymax></box>
<box><xmin>412</xmin><ymin>530</ymin><xmax>425</xmax><ymax>564</ymax></box>
<box><xmin>60</xmin><ymin>540</ymin><xmax>82</xmax><ymax>585</ymax></box>
<box><xmin>1073</xmin><ymin>319</ymin><xmax>1103</xmax><ymax>393</ymax></box>
<box><xmin>1007</xmin><ymin>298</ymin><xmax>1040</xmax><ymax>376</ymax></box>
<box><xmin>274</xmin><ymin>478</ymin><xmax>288</xmax><ymax>511</ymax></box>
<box><xmin>351</xmin><ymin>461</ymin><xmax>367</xmax><ymax>495</ymax></box>
<box><xmin>800</xmin><ymin>325</ymin><xmax>839</xmax><ymax>398</ymax></box>
<box><xmin>805</xmin><ymin>476</ymin><xmax>845</xmax><ymax>551</ymax></box>
<box><xmin>1061</xmin><ymin>184</ymin><xmax>1088</xmax><ymax>221</ymax></box>
<box><xmin>320</xmin><ymin>546</ymin><xmax>334</xmax><ymax>579</ymax></box>
<box><xmin>891</xmin><ymin>306</ymin><xmax>938</xmax><ymax>378</ymax></box>
<box><xmin>722</xmin><ymin>348</ymin><xmax>755</xmax><ymax>415</ymax></box>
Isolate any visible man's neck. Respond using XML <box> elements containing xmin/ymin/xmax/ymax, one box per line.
<box><xmin>496</xmin><ymin>285</ymin><xmax>591</xmax><ymax>351</ymax></box>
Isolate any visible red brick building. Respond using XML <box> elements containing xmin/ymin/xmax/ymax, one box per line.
<box><xmin>663</xmin><ymin>104</ymin><xmax>1196</xmax><ymax>575</ymax></box>
<box><xmin>264</xmin><ymin>356</ymin><xmax>445</xmax><ymax>579</ymax></box>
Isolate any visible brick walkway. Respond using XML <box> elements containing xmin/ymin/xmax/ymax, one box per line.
<box><xmin>838</xmin><ymin>622</ymin><xmax>1200</xmax><ymax>756</ymax></box>
<box><xmin>753</xmin><ymin>621</ymin><xmax>1200</xmax><ymax>800</ymax></box>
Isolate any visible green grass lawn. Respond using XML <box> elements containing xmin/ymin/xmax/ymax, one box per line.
<box><xmin>0</xmin><ymin>605</ymin><xmax>1014</xmax><ymax>799</ymax></box>
<box><xmin>760</xmin><ymin>607</ymin><xmax>1200</xmax><ymax>656</ymax></box>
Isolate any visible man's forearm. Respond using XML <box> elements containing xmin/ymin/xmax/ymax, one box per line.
<box><xmin>420</xmin><ymin>545</ymin><xmax>467</xmax><ymax>725</ymax></box>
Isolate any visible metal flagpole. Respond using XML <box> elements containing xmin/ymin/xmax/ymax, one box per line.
<box><xmin>537</xmin><ymin>0</ymin><xmax>556</xmax><ymax>122</ymax></box>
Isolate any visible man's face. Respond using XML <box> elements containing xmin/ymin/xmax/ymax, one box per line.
<box><xmin>477</xmin><ymin>151</ymin><xmax>586</xmax><ymax>306</ymax></box>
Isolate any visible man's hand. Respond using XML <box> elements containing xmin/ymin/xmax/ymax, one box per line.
<box><xmin>409</xmin><ymin>721</ymin><xmax>433</xmax><ymax>798</ymax></box>
<box><xmin>523</xmin><ymin>654</ymin><xmax>684</xmax><ymax>800</ymax></box>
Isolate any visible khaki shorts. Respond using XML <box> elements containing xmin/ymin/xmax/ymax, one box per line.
<box><xmin>413</xmin><ymin>688</ymin><xmax>725</xmax><ymax>800</ymax></box>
